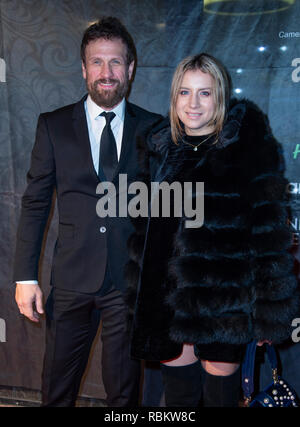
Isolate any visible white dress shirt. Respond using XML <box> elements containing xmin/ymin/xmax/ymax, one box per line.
<box><xmin>17</xmin><ymin>95</ymin><xmax>126</xmax><ymax>285</ymax></box>
<box><xmin>85</xmin><ymin>94</ymin><xmax>125</xmax><ymax>170</ymax></box>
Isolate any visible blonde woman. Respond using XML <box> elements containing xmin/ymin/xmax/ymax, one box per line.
<box><xmin>126</xmin><ymin>53</ymin><xmax>299</xmax><ymax>406</ymax></box>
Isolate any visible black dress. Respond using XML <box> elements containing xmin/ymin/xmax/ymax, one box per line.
<box><xmin>178</xmin><ymin>133</ymin><xmax>245</xmax><ymax>363</ymax></box>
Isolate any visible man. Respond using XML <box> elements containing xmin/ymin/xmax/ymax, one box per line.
<box><xmin>13</xmin><ymin>16</ymin><xmax>162</xmax><ymax>407</ymax></box>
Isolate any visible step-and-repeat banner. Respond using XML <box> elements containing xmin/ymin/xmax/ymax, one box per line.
<box><xmin>0</xmin><ymin>0</ymin><xmax>300</xmax><ymax>404</ymax></box>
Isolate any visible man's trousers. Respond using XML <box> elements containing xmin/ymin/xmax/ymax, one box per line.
<box><xmin>41</xmin><ymin>286</ymin><xmax>141</xmax><ymax>407</ymax></box>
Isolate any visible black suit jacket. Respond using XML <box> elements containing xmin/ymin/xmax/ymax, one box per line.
<box><xmin>13</xmin><ymin>96</ymin><xmax>162</xmax><ymax>293</ymax></box>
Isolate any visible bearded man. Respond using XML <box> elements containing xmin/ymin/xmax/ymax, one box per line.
<box><xmin>13</xmin><ymin>17</ymin><xmax>162</xmax><ymax>407</ymax></box>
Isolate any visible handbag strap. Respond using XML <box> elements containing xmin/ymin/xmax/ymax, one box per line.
<box><xmin>242</xmin><ymin>340</ymin><xmax>278</xmax><ymax>402</ymax></box>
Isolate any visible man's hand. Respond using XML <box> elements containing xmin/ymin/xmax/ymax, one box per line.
<box><xmin>15</xmin><ymin>283</ymin><xmax>44</xmax><ymax>322</ymax></box>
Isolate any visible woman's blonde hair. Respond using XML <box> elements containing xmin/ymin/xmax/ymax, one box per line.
<box><xmin>170</xmin><ymin>53</ymin><xmax>231</xmax><ymax>144</ymax></box>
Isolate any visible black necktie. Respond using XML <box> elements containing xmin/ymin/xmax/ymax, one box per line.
<box><xmin>99</xmin><ymin>111</ymin><xmax>118</xmax><ymax>181</ymax></box>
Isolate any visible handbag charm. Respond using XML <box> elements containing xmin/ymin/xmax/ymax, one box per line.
<box><xmin>242</xmin><ymin>340</ymin><xmax>299</xmax><ymax>407</ymax></box>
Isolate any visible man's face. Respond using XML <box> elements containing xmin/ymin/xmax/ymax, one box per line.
<box><xmin>82</xmin><ymin>37</ymin><xmax>134</xmax><ymax>110</ymax></box>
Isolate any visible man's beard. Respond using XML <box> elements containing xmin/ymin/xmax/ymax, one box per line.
<box><xmin>87</xmin><ymin>77</ymin><xmax>130</xmax><ymax>109</ymax></box>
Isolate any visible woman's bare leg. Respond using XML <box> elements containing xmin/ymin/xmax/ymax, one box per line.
<box><xmin>162</xmin><ymin>343</ymin><xmax>198</xmax><ymax>366</ymax></box>
<box><xmin>201</xmin><ymin>360</ymin><xmax>240</xmax><ymax>376</ymax></box>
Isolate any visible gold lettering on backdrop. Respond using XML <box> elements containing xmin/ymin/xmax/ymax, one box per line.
<box><xmin>204</xmin><ymin>0</ymin><xmax>295</xmax><ymax>16</ymax></box>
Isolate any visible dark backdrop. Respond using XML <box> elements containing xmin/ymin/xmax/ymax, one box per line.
<box><xmin>0</xmin><ymin>0</ymin><xmax>300</xmax><ymax>405</ymax></box>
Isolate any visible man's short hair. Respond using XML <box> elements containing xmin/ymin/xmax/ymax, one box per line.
<box><xmin>81</xmin><ymin>16</ymin><xmax>137</xmax><ymax>66</ymax></box>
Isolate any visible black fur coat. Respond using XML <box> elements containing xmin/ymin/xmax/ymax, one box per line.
<box><xmin>125</xmin><ymin>99</ymin><xmax>300</xmax><ymax>361</ymax></box>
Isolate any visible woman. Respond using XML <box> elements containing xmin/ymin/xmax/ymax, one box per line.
<box><xmin>126</xmin><ymin>53</ymin><xmax>299</xmax><ymax>407</ymax></box>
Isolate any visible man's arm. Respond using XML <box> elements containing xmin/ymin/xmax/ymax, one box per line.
<box><xmin>14</xmin><ymin>114</ymin><xmax>56</xmax><ymax>321</ymax></box>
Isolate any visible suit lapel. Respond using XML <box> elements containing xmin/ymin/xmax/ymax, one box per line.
<box><xmin>113</xmin><ymin>101</ymin><xmax>137</xmax><ymax>180</ymax></box>
<box><xmin>72</xmin><ymin>95</ymin><xmax>101</xmax><ymax>183</ymax></box>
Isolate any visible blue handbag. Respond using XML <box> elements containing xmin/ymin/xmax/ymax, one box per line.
<box><xmin>242</xmin><ymin>340</ymin><xmax>299</xmax><ymax>407</ymax></box>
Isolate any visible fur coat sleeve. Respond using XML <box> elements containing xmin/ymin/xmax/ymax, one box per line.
<box><xmin>235</xmin><ymin>102</ymin><xmax>299</xmax><ymax>343</ymax></box>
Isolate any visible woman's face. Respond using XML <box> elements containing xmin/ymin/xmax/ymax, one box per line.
<box><xmin>176</xmin><ymin>69</ymin><xmax>216</xmax><ymax>136</ymax></box>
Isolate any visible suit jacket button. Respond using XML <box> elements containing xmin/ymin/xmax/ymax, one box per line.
<box><xmin>100</xmin><ymin>226</ymin><xmax>106</xmax><ymax>233</ymax></box>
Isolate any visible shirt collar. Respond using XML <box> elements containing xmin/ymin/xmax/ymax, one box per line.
<box><xmin>86</xmin><ymin>94</ymin><xmax>125</xmax><ymax>122</ymax></box>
